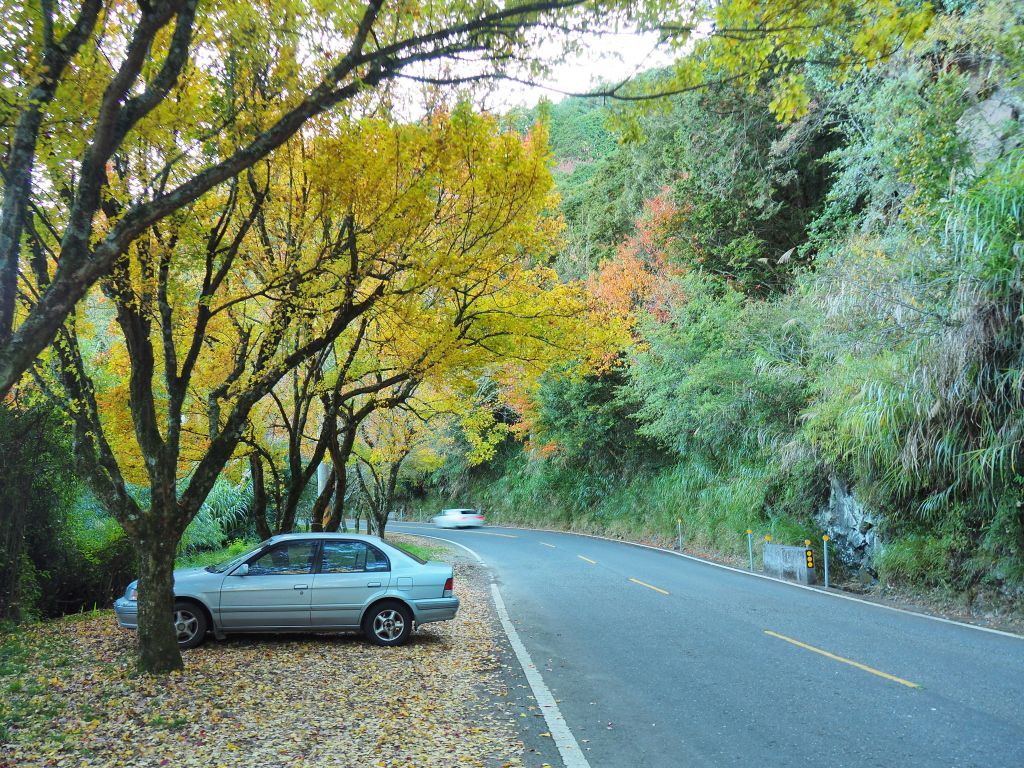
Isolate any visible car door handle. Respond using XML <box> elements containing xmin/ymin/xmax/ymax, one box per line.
<box><xmin>367</xmin><ymin>582</ymin><xmax>381</xmax><ymax>588</ymax></box>
<box><xmin>293</xmin><ymin>584</ymin><xmax>308</xmax><ymax>590</ymax></box>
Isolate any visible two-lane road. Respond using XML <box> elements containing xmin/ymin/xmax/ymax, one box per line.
<box><xmin>391</xmin><ymin>522</ymin><xmax>1024</xmax><ymax>767</ymax></box>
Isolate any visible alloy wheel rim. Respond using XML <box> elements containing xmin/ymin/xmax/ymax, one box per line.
<box><xmin>373</xmin><ymin>610</ymin><xmax>404</xmax><ymax>641</ymax></box>
<box><xmin>173</xmin><ymin>609</ymin><xmax>199</xmax><ymax>642</ymax></box>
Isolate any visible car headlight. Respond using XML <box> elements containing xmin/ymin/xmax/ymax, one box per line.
<box><xmin>125</xmin><ymin>582</ymin><xmax>138</xmax><ymax>601</ymax></box>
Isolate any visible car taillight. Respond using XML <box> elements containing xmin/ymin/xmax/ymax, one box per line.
<box><xmin>443</xmin><ymin>577</ymin><xmax>453</xmax><ymax>597</ymax></box>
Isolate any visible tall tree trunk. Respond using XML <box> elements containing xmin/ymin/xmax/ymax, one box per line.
<box><xmin>373</xmin><ymin>509</ymin><xmax>389</xmax><ymax>539</ymax></box>
<box><xmin>323</xmin><ymin>425</ymin><xmax>356</xmax><ymax>532</ymax></box>
<box><xmin>134</xmin><ymin>509</ymin><xmax>183</xmax><ymax>674</ymax></box>
<box><xmin>308</xmin><ymin>468</ymin><xmax>336</xmax><ymax>532</ymax></box>
<box><xmin>373</xmin><ymin>461</ymin><xmax>403</xmax><ymax>540</ymax></box>
<box><xmin>249</xmin><ymin>453</ymin><xmax>272</xmax><ymax>540</ymax></box>
<box><xmin>328</xmin><ymin>468</ymin><xmax>348</xmax><ymax>532</ymax></box>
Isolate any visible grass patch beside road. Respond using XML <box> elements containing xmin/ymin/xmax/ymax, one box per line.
<box><xmin>386</xmin><ymin>534</ymin><xmax>450</xmax><ymax>563</ymax></box>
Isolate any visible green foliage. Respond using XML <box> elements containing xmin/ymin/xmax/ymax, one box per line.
<box><xmin>0</xmin><ymin>403</ymin><xmax>93</xmax><ymax>620</ymax></box>
<box><xmin>418</xmin><ymin>0</ymin><xmax>1024</xmax><ymax>598</ymax></box>
<box><xmin>809</xmin><ymin>67</ymin><xmax>974</xmax><ymax>251</ymax></box>
<box><xmin>390</xmin><ymin>540</ymin><xmax>448</xmax><ymax>563</ymax></box>
<box><xmin>179</xmin><ymin>478</ymin><xmax>253</xmax><ymax>554</ymax></box>
<box><xmin>807</xmin><ymin>149</ymin><xmax>1024</xmax><ymax>586</ymax></box>
<box><xmin>548</xmin><ymin>81</ymin><xmax>834</xmax><ymax>288</ymax></box>
<box><xmin>535</xmin><ymin>366</ymin><xmax>664</xmax><ymax>480</ymax></box>
<box><xmin>875</xmin><ymin>535</ymin><xmax>952</xmax><ymax>587</ymax></box>
<box><xmin>508</xmin><ymin>97</ymin><xmax>618</xmax><ymax>167</ymax></box>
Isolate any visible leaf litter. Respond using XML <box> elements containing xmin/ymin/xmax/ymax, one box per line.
<box><xmin>0</xmin><ymin>561</ymin><xmax>527</xmax><ymax>768</ymax></box>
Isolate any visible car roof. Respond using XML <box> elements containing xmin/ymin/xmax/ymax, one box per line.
<box><xmin>441</xmin><ymin>508</ymin><xmax>477</xmax><ymax>513</ymax></box>
<box><xmin>267</xmin><ymin>532</ymin><xmax>386</xmax><ymax>544</ymax></box>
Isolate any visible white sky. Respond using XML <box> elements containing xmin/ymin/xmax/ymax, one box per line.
<box><xmin>491</xmin><ymin>30</ymin><xmax>675</xmax><ymax>109</ymax></box>
<box><xmin>389</xmin><ymin>29</ymin><xmax>677</xmax><ymax>119</ymax></box>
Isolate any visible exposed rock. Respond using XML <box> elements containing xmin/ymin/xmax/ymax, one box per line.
<box><xmin>957</xmin><ymin>86</ymin><xmax>1023</xmax><ymax>167</ymax></box>
<box><xmin>816</xmin><ymin>477</ymin><xmax>880</xmax><ymax>575</ymax></box>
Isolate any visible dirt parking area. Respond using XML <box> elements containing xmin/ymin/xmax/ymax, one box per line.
<box><xmin>0</xmin><ymin>558</ymin><xmax>527</xmax><ymax>768</ymax></box>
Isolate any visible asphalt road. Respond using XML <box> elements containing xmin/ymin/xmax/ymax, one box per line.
<box><xmin>390</xmin><ymin>522</ymin><xmax>1024</xmax><ymax>768</ymax></box>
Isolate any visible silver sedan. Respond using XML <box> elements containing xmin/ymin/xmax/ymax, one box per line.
<box><xmin>114</xmin><ymin>533</ymin><xmax>458</xmax><ymax>648</ymax></box>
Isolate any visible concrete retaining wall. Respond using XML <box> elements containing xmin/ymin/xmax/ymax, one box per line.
<box><xmin>763</xmin><ymin>543</ymin><xmax>817</xmax><ymax>585</ymax></box>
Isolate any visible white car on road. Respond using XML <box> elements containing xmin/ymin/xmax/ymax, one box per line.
<box><xmin>432</xmin><ymin>508</ymin><xmax>485</xmax><ymax>528</ymax></box>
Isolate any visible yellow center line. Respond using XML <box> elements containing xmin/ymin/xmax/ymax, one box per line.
<box><xmin>468</xmin><ymin>531</ymin><xmax>518</xmax><ymax>538</ymax></box>
<box><xmin>763</xmin><ymin>630</ymin><xmax>920</xmax><ymax>689</ymax></box>
<box><xmin>539</xmin><ymin>541</ymin><xmax>557</xmax><ymax>548</ymax></box>
<box><xmin>577</xmin><ymin>555</ymin><xmax>597</xmax><ymax>564</ymax></box>
<box><xmin>629</xmin><ymin>577</ymin><xmax>670</xmax><ymax>595</ymax></box>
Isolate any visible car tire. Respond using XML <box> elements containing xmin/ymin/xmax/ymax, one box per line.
<box><xmin>173</xmin><ymin>601</ymin><xmax>208</xmax><ymax>649</ymax></box>
<box><xmin>363</xmin><ymin>601</ymin><xmax>413</xmax><ymax>647</ymax></box>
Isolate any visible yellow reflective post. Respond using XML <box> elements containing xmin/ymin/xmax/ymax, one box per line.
<box><xmin>823</xmin><ymin>535</ymin><xmax>830</xmax><ymax>588</ymax></box>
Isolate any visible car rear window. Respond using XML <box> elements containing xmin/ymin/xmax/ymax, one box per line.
<box><xmin>460</xmin><ymin>510</ymin><xmax>479</xmax><ymax>515</ymax></box>
<box><xmin>394</xmin><ymin>544</ymin><xmax>427</xmax><ymax>564</ymax></box>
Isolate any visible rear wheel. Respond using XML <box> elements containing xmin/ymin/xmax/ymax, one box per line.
<box><xmin>363</xmin><ymin>601</ymin><xmax>413</xmax><ymax>646</ymax></box>
<box><xmin>173</xmin><ymin>601</ymin><xmax>208</xmax><ymax>649</ymax></box>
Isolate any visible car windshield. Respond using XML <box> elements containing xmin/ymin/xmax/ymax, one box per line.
<box><xmin>205</xmin><ymin>542</ymin><xmax>267</xmax><ymax>573</ymax></box>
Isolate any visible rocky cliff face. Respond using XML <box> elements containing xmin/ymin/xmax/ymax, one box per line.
<box><xmin>957</xmin><ymin>86</ymin><xmax>1022</xmax><ymax>167</ymax></box>
<box><xmin>815</xmin><ymin>477</ymin><xmax>880</xmax><ymax>576</ymax></box>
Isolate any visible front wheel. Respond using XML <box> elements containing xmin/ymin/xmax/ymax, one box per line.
<box><xmin>173</xmin><ymin>601</ymin><xmax>208</xmax><ymax>649</ymax></box>
<box><xmin>363</xmin><ymin>601</ymin><xmax>413</xmax><ymax>646</ymax></box>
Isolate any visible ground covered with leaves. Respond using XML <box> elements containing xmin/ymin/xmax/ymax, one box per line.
<box><xmin>0</xmin><ymin>560</ymin><xmax>526</xmax><ymax>767</ymax></box>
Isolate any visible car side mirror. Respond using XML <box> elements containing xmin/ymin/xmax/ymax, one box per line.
<box><xmin>233</xmin><ymin>563</ymin><xmax>249</xmax><ymax>577</ymax></box>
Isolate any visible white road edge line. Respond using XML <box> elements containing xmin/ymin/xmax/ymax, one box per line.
<box><xmin>490</xmin><ymin>584</ymin><xmax>591</xmax><ymax>768</ymax></box>
<box><xmin>394</xmin><ymin>530</ymin><xmax>592</xmax><ymax>768</ymax></box>
<box><xmin>392</xmin><ymin>524</ymin><xmax>1023</xmax><ymax>641</ymax></box>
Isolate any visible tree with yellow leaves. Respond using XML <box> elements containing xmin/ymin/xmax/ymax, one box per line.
<box><xmin>33</xmin><ymin>109</ymin><xmax>569</xmax><ymax>673</ymax></box>
<box><xmin>244</xmin><ymin>111</ymin><xmax>602</xmax><ymax>536</ymax></box>
<box><xmin>353</xmin><ymin>387</ymin><xmax>451</xmax><ymax>538</ymax></box>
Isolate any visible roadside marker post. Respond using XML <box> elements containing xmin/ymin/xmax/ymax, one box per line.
<box><xmin>823</xmin><ymin>535</ymin><xmax>830</xmax><ymax>588</ymax></box>
<box><xmin>747</xmin><ymin>529</ymin><xmax>754</xmax><ymax>571</ymax></box>
<box><xmin>676</xmin><ymin>517</ymin><xmax>684</xmax><ymax>551</ymax></box>
<box><xmin>804</xmin><ymin>539</ymin><xmax>814</xmax><ymax>573</ymax></box>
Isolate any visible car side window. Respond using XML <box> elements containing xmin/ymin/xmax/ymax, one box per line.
<box><xmin>247</xmin><ymin>542</ymin><xmax>316</xmax><ymax>576</ymax></box>
<box><xmin>321</xmin><ymin>542</ymin><xmax>390</xmax><ymax>574</ymax></box>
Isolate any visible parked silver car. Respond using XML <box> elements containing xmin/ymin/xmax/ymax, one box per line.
<box><xmin>431</xmin><ymin>508</ymin><xmax>485</xmax><ymax>528</ymax></box>
<box><xmin>113</xmin><ymin>533</ymin><xmax>458</xmax><ymax>649</ymax></box>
